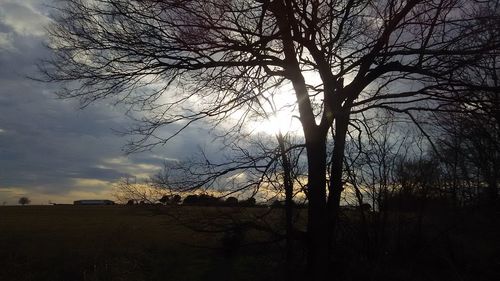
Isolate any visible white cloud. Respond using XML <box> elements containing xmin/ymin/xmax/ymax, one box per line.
<box><xmin>72</xmin><ymin>178</ymin><xmax>112</xmax><ymax>189</ymax></box>
<box><xmin>149</xmin><ymin>154</ymin><xmax>179</xmax><ymax>163</ymax></box>
<box><xmin>0</xmin><ymin>1</ymin><xmax>51</xmax><ymax>38</ymax></box>
<box><xmin>100</xmin><ymin>157</ymin><xmax>163</xmax><ymax>179</ymax></box>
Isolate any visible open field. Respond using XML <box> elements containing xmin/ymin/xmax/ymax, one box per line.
<box><xmin>0</xmin><ymin>205</ymin><xmax>286</xmax><ymax>281</ymax></box>
<box><xmin>1</xmin><ymin>205</ymin><xmax>499</xmax><ymax>281</ymax></box>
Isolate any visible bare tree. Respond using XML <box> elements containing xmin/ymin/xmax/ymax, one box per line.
<box><xmin>435</xmin><ymin>104</ymin><xmax>499</xmax><ymax>206</ymax></box>
<box><xmin>42</xmin><ymin>0</ymin><xmax>500</xmax><ymax>279</ymax></box>
<box><xmin>430</xmin><ymin>46</ymin><xmax>500</xmax><ymax>207</ymax></box>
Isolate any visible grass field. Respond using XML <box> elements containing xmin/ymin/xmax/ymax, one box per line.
<box><xmin>2</xmin><ymin>205</ymin><xmax>499</xmax><ymax>281</ymax></box>
<box><xmin>0</xmin><ymin>205</ymin><xmax>286</xmax><ymax>281</ymax></box>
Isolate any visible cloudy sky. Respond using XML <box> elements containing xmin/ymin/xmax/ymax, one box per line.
<box><xmin>0</xmin><ymin>0</ymin><xmax>214</xmax><ymax>205</ymax></box>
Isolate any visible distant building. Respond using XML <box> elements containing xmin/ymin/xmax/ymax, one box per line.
<box><xmin>73</xmin><ymin>200</ymin><xmax>115</xmax><ymax>205</ymax></box>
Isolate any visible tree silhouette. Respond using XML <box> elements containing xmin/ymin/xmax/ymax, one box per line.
<box><xmin>42</xmin><ymin>1</ymin><xmax>499</xmax><ymax>279</ymax></box>
<box><xmin>18</xmin><ymin>197</ymin><xmax>30</xmax><ymax>206</ymax></box>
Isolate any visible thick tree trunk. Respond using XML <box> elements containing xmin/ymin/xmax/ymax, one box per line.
<box><xmin>277</xmin><ymin>133</ymin><xmax>294</xmax><ymax>279</ymax></box>
<box><xmin>269</xmin><ymin>3</ymin><xmax>335</xmax><ymax>277</ymax></box>
<box><xmin>305</xmin><ymin>135</ymin><xmax>329</xmax><ymax>281</ymax></box>
<box><xmin>328</xmin><ymin>113</ymin><xmax>350</xmax><ymax>236</ymax></box>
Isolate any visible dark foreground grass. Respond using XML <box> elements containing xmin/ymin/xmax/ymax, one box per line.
<box><xmin>2</xmin><ymin>205</ymin><xmax>499</xmax><ymax>281</ymax></box>
<box><xmin>331</xmin><ymin>206</ymin><xmax>500</xmax><ymax>281</ymax></box>
<box><xmin>0</xmin><ymin>205</ymin><xmax>284</xmax><ymax>281</ymax></box>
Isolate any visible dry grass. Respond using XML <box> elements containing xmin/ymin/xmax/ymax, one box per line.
<box><xmin>2</xmin><ymin>205</ymin><xmax>497</xmax><ymax>281</ymax></box>
<box><xmin>0</xmin><ymin>205</ymin><xmax>285</xmax><ymax>281</ymax></box>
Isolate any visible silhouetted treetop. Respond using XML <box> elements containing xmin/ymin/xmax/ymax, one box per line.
<box><xmin>42</xmin><ymin>1</ymin><xmax>499</xmax><ymax>140</ymax></box>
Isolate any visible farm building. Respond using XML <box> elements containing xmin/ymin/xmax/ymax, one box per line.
<box><xmin>73</xmin><ymin>200</ymin><xmax>115</xmax><ymax>205</ymax></box>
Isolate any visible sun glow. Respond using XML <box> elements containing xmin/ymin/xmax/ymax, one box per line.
<box><xmin>251</xmin><ymin>110</ymin><xmax>302</xmax><ymax>135</ymax></box>
<box><xmin>246</xmin><ymin>85</ymin><xmax>304</xmax><ymax>135</ymax></box>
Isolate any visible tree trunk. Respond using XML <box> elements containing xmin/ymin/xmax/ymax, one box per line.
<box><xmin>328</xmin><ymin>113</ymin><xmax>350</xmax><ymax>237</ymax></box>
<box><xmin>487</xmin><ymin>172</ymin><xmax>498</xmax><ymax>206</ymax></box>
<box><xmin>306</xmin><ymin>136</ymin><xmax>329</xmax><ymax>281</ymax></box>
<box><xmin>277</xmin><ymin>132</ymin><xmax>294</xmax><ymax>279</ymax></box>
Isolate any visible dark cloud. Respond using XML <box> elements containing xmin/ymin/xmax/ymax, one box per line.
<box><xmin>0</xmin><ymin>1</ymin><xmax>216</xmax><ymax>204</ymax></box>
<box><xmin>0</xmin><ymin>20</ymin><xmax>11</xmax><ymax>33</ymax></box>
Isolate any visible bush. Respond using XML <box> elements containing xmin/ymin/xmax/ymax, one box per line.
<box><xmin>183</xmin><ymin>194</ymin><xmax>221</xmax><ymax>206</ymax></box>
<box><xmin>225</xmin><ymin>197</ymin><xmax>239</xmax><ymax>206</ymax></box>
<box><xmin>241</xmin><ymin>197</ymin><xmax>256</xmax><ymax>207</ymax></box>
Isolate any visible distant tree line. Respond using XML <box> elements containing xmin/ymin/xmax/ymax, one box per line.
<box><xmin>124</xmin><ymin>193</ymin><xmax>258</xmax><ymax>208</ymax></box>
